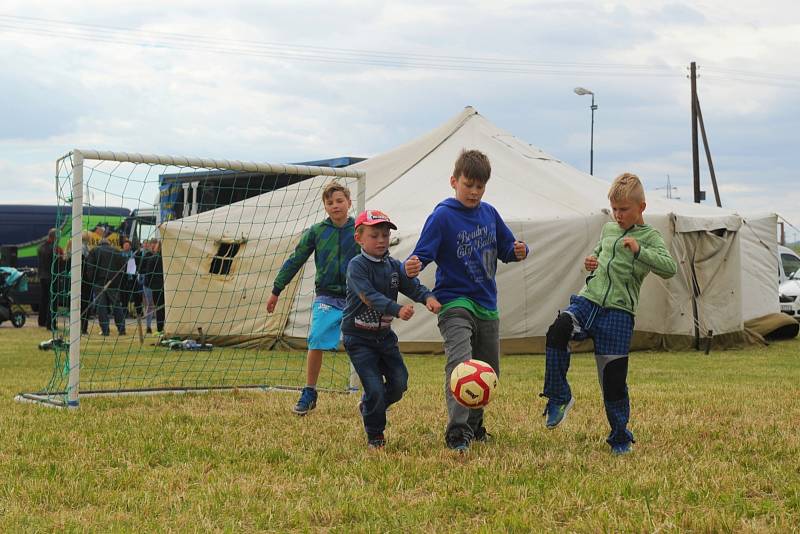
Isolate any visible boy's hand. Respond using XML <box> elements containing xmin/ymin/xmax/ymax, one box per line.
<box><xmin>584</xmin><ymin>255</ymin><xmax>599</xmax><ymax>271</ymax></box>
<box><xmin>622</xmin><ymin>237</ymin><xmax>640</xmax><ymax>255</ymax></box>
<box><xmin>266</xmin><ymin>294</ymin><xmax>279</xmax><ymax>313</ymax></box>
<box><xmin>425</xmin><ymin>296</ymin><xmax>442</xmax><ymax>314</ymax></box>
<box><xmin>514</xmin><ymin>240</ymin><xmax>528</xmax><ymax>260</ymax></box>
<box><xmin>405</xmin><ymin>255</ymin><xmax>422</xmax><ymax>278</ymax></box>
<box><xmin>398</xmin><ymin>304</ymin><xmax>415</xmax><ymax>321</ymax></box>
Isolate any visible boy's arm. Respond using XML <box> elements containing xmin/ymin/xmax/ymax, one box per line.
<box><xmin>591</xmin><ymin>236</ymin><xmax>603</xmax><ymax>258</ymax></box>
<box><xmin>347</xmin><ymin>259</ymin><xmax>403</xmax><ymax>317</ymax></box>
<box><xmin>495</xmin><ymin>211</ymin><xmax>528</xmax><ymax>263</ymax></box>
<box><xmin>397</xmin><ymin>261</ymin><xmax>434</xmax><ymax>304</ymax></box>
<box><xmin>271</xmin><ymin>227</ymin><xmax>316</xmax><ymax>296</ymax></box>
<box><xmin>408</xmin><ymin>212</ymin><xmax>441</xmax><ymax>268</ymax></box>
<box><xmin>635</xmin><ymin>233</ymin><xmax>677</xmax><ymax>279</ymax></box>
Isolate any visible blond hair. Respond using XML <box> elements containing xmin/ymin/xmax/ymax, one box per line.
<box><xmin>321</xmin><ymin>181</ymin><xmax>351</xmax><ymax>202</ymax></box>
<box><xmin>608</xmin><ymin>173</ymin><xmax>645</xmax><ymax>203</ymax></box>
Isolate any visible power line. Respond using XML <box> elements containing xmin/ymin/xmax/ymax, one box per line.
<box><xmin>1</xmin><ymin>14</ymin><xmax>797</xmax><ymax>88</ymax></box>
<box><xmin>0</xmin><ymin>14</ymin><xmax>681</xmax><ymax>77</ymax></box>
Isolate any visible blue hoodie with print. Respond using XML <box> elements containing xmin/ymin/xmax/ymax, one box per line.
<box><xmin>409</xmin><ymin>198</ymin><xmax>525</xmax><ymax>310</ymax></box>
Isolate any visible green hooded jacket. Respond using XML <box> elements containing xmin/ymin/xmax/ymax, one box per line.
<box><xmin>579</xmin><ymin>222</ymin><xmax>677</xmax><ymax>315</ymax></box>
<box><xmin>272</xmin><ymin>217</ymin><xmax>359</xmax><ymax>298</ymax></box>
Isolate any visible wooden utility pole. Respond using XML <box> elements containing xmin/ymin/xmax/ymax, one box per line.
<box><xmin>690</xmin><ymin>62</ymin><xmax>703</xmax><ymax>203</ymax></box>
<box><xmin>695</xmin><ymin>99</ymin><xmax>722</xmax><ymax>207</ymax></box>
<box><xmin>689</xmin><ymin>62</ymin><xmax>723</xmax><ymax>207</ymax></box>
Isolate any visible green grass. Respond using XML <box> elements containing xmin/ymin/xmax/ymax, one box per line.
<box><xmin>1</xmin><ymin>325</ymin><xmax>799</xmax><ymax>532</ymax></box>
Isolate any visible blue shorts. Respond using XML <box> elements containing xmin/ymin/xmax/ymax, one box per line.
<box><xmin>307</xmin><ymin>297</ymin><xmax>345</xmax><ymax>350</ymax></box>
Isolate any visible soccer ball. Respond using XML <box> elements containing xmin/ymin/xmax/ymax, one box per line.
<box><xmin>449</xmin><ymin>359</ymin><xmax>498</xmax><ymax>408</ymax></box>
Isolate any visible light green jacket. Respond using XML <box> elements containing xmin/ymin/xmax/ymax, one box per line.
<box><xmin>579</xmin><ymin>222</ymin><xmax>677</xmax><ymax>315</ymax></box>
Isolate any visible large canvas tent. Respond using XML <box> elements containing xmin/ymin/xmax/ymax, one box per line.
<box><xmin>159</xmin><ymin>107</ymin><xmax>781</xmax><ymax>352</ymax></box>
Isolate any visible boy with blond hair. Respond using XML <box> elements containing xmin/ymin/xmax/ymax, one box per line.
<box><xmin>267</xmin><ymin>181</ymin><xmax>360</xmax><ymax>415</ymax></box>
<box><xmin>405</xmin><ymin>149</ymin><xmax>529</xmax><ymax>452</ymax></box>
<box><xmin>541</xmin><ymin>173</ymin><xmax>677</xmax><ymax>454</ymax></box>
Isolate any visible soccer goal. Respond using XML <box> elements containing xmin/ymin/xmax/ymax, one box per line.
<box><xmin>16</xmin><ymin>149</ymin><xmax>365</xmax><ymax>408</ymax></box>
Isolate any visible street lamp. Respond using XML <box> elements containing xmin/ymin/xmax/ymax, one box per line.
<box><xmin>574</xmin><ymin>87</ymin><xmax>597</xmax><ymax>175</ymax></box>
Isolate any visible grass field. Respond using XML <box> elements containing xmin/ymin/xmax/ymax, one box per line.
<box><xmin>1</xmin><ymin>325</ymin><xmax>799</xmax><ymax>532</ymax></box>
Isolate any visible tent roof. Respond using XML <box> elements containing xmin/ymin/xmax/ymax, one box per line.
<box><xmin>351</xmin><ymin>106</ymin><xmax>771</xmax><ymax>232</ymax></box>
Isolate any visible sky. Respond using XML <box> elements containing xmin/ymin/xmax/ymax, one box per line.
<box><xmin>1</xmin><ymin>1</ymin><xmax>799</xmax><ymax>242</ymax></box>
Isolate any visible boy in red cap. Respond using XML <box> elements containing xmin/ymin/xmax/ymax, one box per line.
<box><xmin>342</xmin><ymin>210</ymin><xmax>441</xmax><ymax>449</ymax></box>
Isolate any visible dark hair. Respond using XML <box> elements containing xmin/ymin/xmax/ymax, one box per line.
<box><xmin>453</xmin><ymin>149</ymin><xmax>491</xmax><ymax>184</ymax></box>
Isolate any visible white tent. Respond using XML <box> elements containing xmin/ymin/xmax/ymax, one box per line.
<box><xmin>160</xmin><ymin>107</ymin><xmax>779</xmax><ymax>352</ymax></box>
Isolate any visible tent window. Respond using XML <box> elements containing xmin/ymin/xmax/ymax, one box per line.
<box><xmin>210</xmin><ymin>242</ymin><xmax>242</xmax><ymax>276</ymax></box>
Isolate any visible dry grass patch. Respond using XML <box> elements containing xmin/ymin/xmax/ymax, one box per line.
<box><xmin>1</xmin><ymin>325</ymin><xmax>798</xmax><ymax>531</ymax></box>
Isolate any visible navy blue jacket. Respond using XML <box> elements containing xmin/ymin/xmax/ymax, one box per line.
<box><xmin>342</xmin><ymin>251</ymin><xmax>433</xmax><ymax>339</ymax></box>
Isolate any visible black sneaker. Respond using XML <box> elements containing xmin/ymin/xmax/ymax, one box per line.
<box><xmin>473</xmin><ymin>428</ymin><xmax>493</xmax><ymax>443</ymax></box>
<box><xmin>367</xmin><ymin>434</ymin><xmax>385</xmax><ymax>450</ymax></box>
<box><xmin>146</xmin><ymin>327</ymin><xmax>153</xmax><ymax>334</ymax></box>
<box><xmin>446</xmin><ymin>435</ymin><xmax>470</xmax><ymax>453</ymax></box>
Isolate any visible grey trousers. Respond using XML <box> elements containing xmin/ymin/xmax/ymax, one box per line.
<box><xmin>438</xmin><ymin>307</ymin><xmax>500</xmax><ymax>442</ymax></box>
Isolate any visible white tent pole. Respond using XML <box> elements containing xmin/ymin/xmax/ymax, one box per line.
<box><xmin>181</xmin><ymin>183</ymin><xmax>190</xmax><ymax>218</ymax></box>
<box><xmin>191</xmin><ymin>181</ymin><xmax>199</xmax><ymax>215</ymax></box>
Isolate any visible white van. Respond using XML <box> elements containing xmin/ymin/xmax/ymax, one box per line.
<box><xmin>778</xmin><ymin>245</ymin><xmax>800</xmax><ymax>319</ymax></box>
<box><xmin>779</xmin><ymin>245</ymin><xmax>800</xmax><ymax>284</ymax></box>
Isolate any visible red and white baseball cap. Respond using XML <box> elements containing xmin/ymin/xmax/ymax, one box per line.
<box><xmin>354</xmin><ymin>210</ymin><xmax>397</xmax><ymax>230</ymax></box>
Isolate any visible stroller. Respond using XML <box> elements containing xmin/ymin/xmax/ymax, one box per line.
<box><xmin>0</xmin><ymin>266</ymin><xmax>29</xmax><ymax>328</ymax></box>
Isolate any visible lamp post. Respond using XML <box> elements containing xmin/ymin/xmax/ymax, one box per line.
<box><xmin>574</xmin><ymin>87</ymin><xmax>597</xmax><ymax>175</ymax></box>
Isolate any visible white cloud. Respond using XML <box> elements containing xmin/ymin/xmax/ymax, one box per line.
<box><xmin>0</xmin><ymin>1</ymin><xmax>798</xmax><ymax>237</ymax></box>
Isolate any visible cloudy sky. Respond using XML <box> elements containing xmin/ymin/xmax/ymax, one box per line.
<box><xmin>1</xmin><ymin>1</ymin><xmax>798</xmax><ymax>241</ymax></box>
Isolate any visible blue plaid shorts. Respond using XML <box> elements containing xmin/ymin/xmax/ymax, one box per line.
<box><xmin>565</xmin><ymin>295</ymin><xmax>634</xmax><ymax>355</ymax></box>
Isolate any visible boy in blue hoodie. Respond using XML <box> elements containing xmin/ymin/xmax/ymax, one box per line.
<box><xmin>405</xmin><ymin>149</ymin><xmax>529</xmax><ymax>452</ymax></box>
<box><xmin>343</xmin><ymin>210</ymin><xmax>441</xmax><ymax>449</ymax></box>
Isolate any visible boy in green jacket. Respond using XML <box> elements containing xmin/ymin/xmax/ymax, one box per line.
<box><xmin>541</xmin><ymin>173</ymin><xmax>677</xmax><ymax>454</ymax></box>
<box><xmin>267</xmin><ymin>182</ymin><xmax>360</xmax><ymax>415</ymax></box>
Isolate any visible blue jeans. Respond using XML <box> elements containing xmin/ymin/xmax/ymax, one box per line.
<box><xmin>344</xmin><ymin>331</ymin><xmax>408</xmax><ymax>438</ymax></box>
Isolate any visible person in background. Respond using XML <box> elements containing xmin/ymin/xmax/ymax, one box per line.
<box><xmin>37</xmin><ymin>228</ymin><xmax>59</xmax><ymax>329</ymax></box>
<box><xmin>86</xmin><ymin>237</ymin><xmax>126</xmax><ymax>336</ymax></box>
<box><xmin>140</xmin><ymin>238</ymin><xmax>165</xmax><ymax>334</ymax></box>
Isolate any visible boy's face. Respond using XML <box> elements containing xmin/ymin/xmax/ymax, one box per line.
<box><xmin>355</xmin><ymin>223</ymin><xmax>391</xmax><ymax>257</ymax></box>
<box><xmin>324</xmin><ymin>191</ymin><xmax>352</xmax><ymax>225</ymax></box>
<box><xmin>450</xmin><ymin>174</ymin><xmax>486</xmax><ymax>209</ymax></box>
<box><xmin>610</xmin><ymin>197</ymin><xmax>646</xmax><ymax>230</ymax></box>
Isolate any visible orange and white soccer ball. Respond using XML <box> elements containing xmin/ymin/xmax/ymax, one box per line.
<box><xmin>449</xmin><ymin>359</ymin><xmax>498</xmax><ymax>408</ymax></box>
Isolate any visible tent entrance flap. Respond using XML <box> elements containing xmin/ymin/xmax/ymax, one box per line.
<box><xmin>671</xmin><ymin>213</ymin><xmax>743</xmax><ymax>349</ymax></box>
